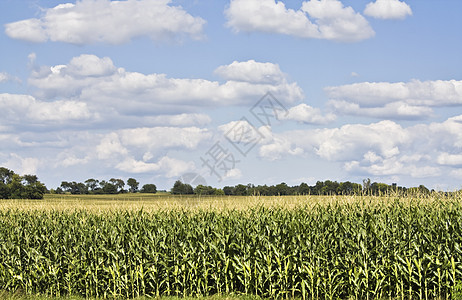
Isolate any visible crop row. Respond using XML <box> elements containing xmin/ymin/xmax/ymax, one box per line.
<box><xmin>0</xmin><ymin>200</ymin><xmax>462</xmax><ymax>299</ymax></box>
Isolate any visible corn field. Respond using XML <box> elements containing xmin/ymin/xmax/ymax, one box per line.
<box><xmin>1</xmin><ymin>197</ymin><xmax>462</xmax><ymax>299</ymax></box>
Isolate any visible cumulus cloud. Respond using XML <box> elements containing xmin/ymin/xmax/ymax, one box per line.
<box><xmin>223</xmin><ymin>168</ymin><xmax>242</xmax><ymax>180</ymax></box>
<box><xmin>117</xmin><ymin>127</ymin><xmax>211</xmax><ymax>151</ymax></box>
<box><xmin>0</xmin><ymin>93</ymin><xmax>95</xmax><ymax>124</ymax></box>
<box><xmin>4</xmin><ymin>153</ymin><xmax>41</xmax><ymax>175</ymax></box>
<box><xmin>218</xmin><ymin>119</ymin><xmax>271</xmax><ymax>145</ymax></box>
<box><xmin>5</xmin><ymin>0</ymin><xmax>206</xmax><ymax>44</ymax></box>
<box><xmin>256</xmin><ymin>116</ymin><xmax>462</xmax><ymax>178</ymax></box>
<box><xmin>364</xmin><ymin>0</ymin><xmax>412</xmax><ymax>20</ymax></box>
<box><xmin>437</xmin><ymin>153</ymin><xmax>462</xmax><ymax>166</ymax></box>
<box><xmin>148</xmin><ymin>113</ymin><xmax>212</xmax><ymax>127</ymax></box>
<box><xmin>95</xmin><ymin>126</ymin><xmax>211</xmax><ymax>167</ymax></box>
<box><xmin>225</xmin><ymin>0</ymin><xmax>374</xmax><ymax>42</ymax></box>
<box><xmin>280</xmin><ymin>103</ymin><xmax>336</xmax><ymax>124</ymax></box>
<box><xmin>28</xmin><ymin>55</ymin><xmax>304</xmax><ymax>114</ymax></box>
<box><xmin>326</xmin><ymin>79</ymin><xmax>462</xmax><ymax>119</ymax></box>
<box><xmin>116</xmin><ymin>156</ymin><xmax>195</xmax><ymax>176</ymax></box>
<box><xmin>214</xmin><ymin>60</ymin><xmax>286</xmax><ymax>85</ymax></box>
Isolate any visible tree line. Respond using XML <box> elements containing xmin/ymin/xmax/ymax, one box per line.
<box><xmin>54</xmin><ymin>178</ymin><xmax>157</xmax><ymax>195</ymax></box>
<box><xmin>0</xmin><ymin>166</ymin><xmax>439</xmax><ymax>199</ymax></box>
<box><xmin>171</xmin><ymin>179</ymin><xmax>432</xmax><ymax>196</ymax></box>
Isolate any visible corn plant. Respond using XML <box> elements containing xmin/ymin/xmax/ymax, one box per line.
<box><xmin>0</xmin><ymin>196</ymin><xmax>462</xmax><ymax>299</ymax></box>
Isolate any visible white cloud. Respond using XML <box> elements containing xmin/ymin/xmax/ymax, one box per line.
<box><xmin>214</xmin><ymin>60</ymin><xmax>285</xmax><ymax>85</ymax></box>
<box><xmin>218</xmin><ymin>120</ymin><xmax>271</xmax><ymax>145</ymax></box>
<box><xmin>328</xmin><ymin>100</ymin><xmax>434</xmax><ymax>120</ymax></box>
<box><xmin>5</xmin><ymin>0</ymin><xmax>205</xmax><ymax>44</ymax></box>
<box><xmin>96</xmin><ymin>132</ymin><xmax>128</xmax><ymax>160</ymax></box>
<box><xmin>326</xmin><ymin>79</ymin><xmax>462</xmax><ymax>119</ymax></box>
<box><xmin>225</xmin><ymin>0</ymin><xmax>374</xmax><ymax>42</ymax></box>
<box><xmin>300</xmin><ymin>0</ymin><xmax>374</xmax><ymax>42</ymax></box>
<box><xmin>56</xmin><ymin>153</ymin><xmax>91</xmax><ymax>168</ymax></box>
<box><xmin>66</xmin><ymin>55</ymin><xmax>117</xmax><ymax>77</ymax></box>
<box><xmin>223</xmin><ymin>168</ymin><xmax>242</xmax><ymax>180</ymax></box>
<box><xmin>437</xmin><ymin>153</ymin><xmax>462</xmax><ymax>166</ymax></box>
<box><xmin>311</xmin><ymin>120</ymin><xmax>407</xmax><ymax>160</ymax></box>
<box><xmin>94</xmin><ymin>126</ymin><xmax>211</xmax><ymax>174</ymax></box>
<box><xmin>0</xmin><ymin>93</ymin><xmax>95</xmax><ymax>123</ymax></box>
<box><xmin>256</xmin><ymin>115</ymin><xmax>462</xmax><ymax>179</ymax></box>
<box><xmin>28</xmin><ymin>55</ymin><xmax>304</xmax><ymax>114</ymax></box>
<box><xmin>364</xmin><ymin>0</ymin><xmax>412</xmax><ymax>20</ymax></box>
<box><xmin>281</xmin><ymin>103</ymin><xmax>336</xmax><ymax>124</ymax></box>
<box><xmin>148</xmin><ymin>113</ymin><xmax>212</xmax><ymax>127</ymax></box>
<box><xmin>116</xmin><ymin>156</ymin><xmax>195</xmax><ymax>177</ymax></box>
<box><xmin>118</xmin><ymin>127</ymin><xmax>211</xmax><ymax>151</ymax></box>
<box><xmin>4</xmin><ymin>153</ymin><xmax>41</xmax><ymax>175</ymax></box>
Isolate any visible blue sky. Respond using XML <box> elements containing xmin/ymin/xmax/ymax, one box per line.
<box><xmin>1</xmin><ymin>0</ymin><xmax>461</xmax><ymax>191</ymax></box>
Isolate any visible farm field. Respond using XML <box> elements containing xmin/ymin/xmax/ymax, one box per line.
<box><xmin>1</xmin><ymin>193</ymin><xmax>462</xmax><ymax>299</ymax></box>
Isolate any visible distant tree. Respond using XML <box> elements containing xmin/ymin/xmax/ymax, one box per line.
<box><xmin>85</xmin><ymin>179</ymin><xmax>99</xmax><ymax>193</ymax></box>
<box><xmin>127</xmin><ymin>178</ymin><xmax>139</xmax><ymax>193</ymax></box>
<box><xmin>223</xmin><ymin>186</ymin><xmax>234</xmax><ymax>195</ymax></box>
<box><xmin>363</xmin><ymin>178</ymin><xmax>371</xmax><ymax>194</ymax></box>
<box><xmin>233</xmin><ymin>184</ymin><xmax>248</xmax><ymax>196</ymax></box>
<box><xmin>214</xmin><ymin>188</ymin><xmax>225</xmax><ymax>195</ymax></box>
<box><xmin>101</xmin><ymin>181</ymin><xmax>118</xmax><ymax>194</ymax></box>
<box><xmin>141</xmin><ymin>184</ymin><xmax>157</xmax><ymax>194</ymax></box>
<box><xmin>171</xmin><ymin>180</ymin><xmax>194</xmax><ymax>194</ymax></box>
<box><xmin>298</xmin><ymin>182</ymin><xmax>310</xmax><ymax>195</ymax></box>
<box><xmin>21</xmin><ymin>175</ymin><xmax>47</xmax><ymax>199</ymax></box>
<box><xmin>110</xmin><ymin>178</ymin><xmax>125</xmax><ymax>193</ymax></box>
<box><xmin>194</xmin><ymin>185</ymin><xmax>217</xmax><ymax>195</ymax></box>
<box><xmin>275</xmin><ymin>182</ymin><xmax>290</xmax><ymax>195</ymax></box>
<box><xmin>0</xmin><ymin>168</ymin><xmax>47</xmax><ymax>199</ymax></box>
<box><xmin>419</xmin><ymin>185</ymin><xmax>430</xmax><ymax>194</ymax></box>
<box><xmin>370</xmin><ymin>182</ymin><xmax>390</xmax><ymax>195</ymax></box>
<box><xmin>338</xmin><ymin>181</ymin><xmax>362</xmax><ymax>195</ymax></box>
<box><xmin>60</xmin><ymin>181</ymin><xmax>87</xmax><ymax>194</ymax></box>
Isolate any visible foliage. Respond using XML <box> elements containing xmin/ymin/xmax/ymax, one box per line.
<box><xmin>0</xmin><ymin>167</ymin><xmax>47</xmax><ymax>199</ymax></box>
<box><xmin>127</xmin><ymin>178</ymin><xmax>140</xmax><ymax>193</ymax></box>
<box><xmin>141</xmin><ymin>183</ymin><xmax>157</xmax><ymax>194</ymax></box>
<box><xmin>171</xmin><ymin>180</ymin><xmax>194</xmax><ymax>194</ymax></box>
<box><xmin>1</xmin><ymin>198</ymin><xmax>462</xmax><ymax>298</ymax></box>
<box><xmin>194</xmin><ymin>185</ymin><xmax>224</xmax><ymax>195</ymax></box>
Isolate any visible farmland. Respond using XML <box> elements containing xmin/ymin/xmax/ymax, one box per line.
<box><xmin>1</xmin><ymin>193</ymin><xmax>462</xmax><ymax>299</ymax></box>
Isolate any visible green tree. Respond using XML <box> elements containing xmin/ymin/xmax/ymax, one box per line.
<box><xmin>194</xmin><ymin>185</ymin><xmax>216</xmax><ymax>195</ymax></box>
<box><xmin>21</xmin><ymin>175</ymin><xmax>47</xmax><ymax>199</ymax></box>
<box><xmin>109</xmin><ymin>178</ymin><xmax>125</xmax><ymax>193</ymax></box>
<box><xmin>233</xmin><ymin>184</ymin><xmax>248</xmax><ymax>196</ymax></box>
<box><xmin>141</xmin><ymin>184</ymin><xmax>157</xmax><ymax>194</ymax></box>
<box><xmin>85</xmin><ymin>179</ymin><xmax>100</xmax><ymax>193</ymax></box>
<box><xmin>363</xmin><ymin>178</ymin><xmax>372</xmax><ymax>194</ymax></box>
<box><xmin>60</xmin><ymin>181</ymin><xmax>87</xmax><ymax>194</ymax></box>
<box><xmin>0</xmin><ymin>167</ymin><xmax>14</xmax><ymax>199</ymax></box>
<box><xmin>127</xmin><ymin>178</ymin><xmax>139</xmax><ymax>193</ymax></box>
<box><xmin>1</xmin><ymin>169</ymin><xmax>47</xmax><ymax>199</ymax></box>
<box><xmin>171</xmin><ymin>180</ymin><xmax>194</xmax><ymax>194</ymax></box>
<box><xmin>275</xmin><ymin>182</ymin><xmax>290</xmax><ymax>195</ymax></box>
<box><xmin>223</xmin><ymin>186</ymin><xmax>234</xmax><ymax>195</ymax></box>
<box><xmin>101</xmin><ymin>181</ymin><xmax>118</xmax><ymax>194</ymax></box>
<box><xmin>298</xmin><ymin>182</ymin><xmax>310</xmax><ymax>195</ymax></box>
